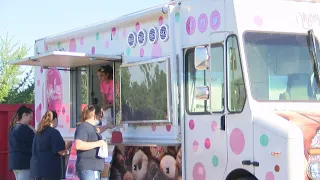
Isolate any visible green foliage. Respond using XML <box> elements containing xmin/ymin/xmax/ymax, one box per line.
<box><xmin>0</xmin><ymin>33</ymin><xmax>32</xmax><ymax>103</ymax></box>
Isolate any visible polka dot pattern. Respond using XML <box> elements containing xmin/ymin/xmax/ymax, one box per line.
<box><xmin>135</xmin><ymin>22</ymin><xmax>140</xmax><ymax>32</ymax></box>
<box><xmin>80</xmin><ymin>37</ymin><xmax>84</xmax><ymax>46</ymax></box>
<box><xmin>140</xmin><ymin>48</ymin><xmax>144</xmax><ymax>57</ymax></box>
<box><xmin>186</xmin><ymin>16</ymin><xmax>196</xmax><ymax>35</ymax></box>
<box><xmin>151</xmin><ymin>125</ymin><xmax>156</xmax><ymax>131</ymax></box>
<box><xmin>112</xmin><ymin>27</ymin><xmax>116</xmax><ymax>36</ymax></box>
<box><xmin>193</xmin><ymin>140</ymin><xmax>199</xmax><ymax>152</ymax></box>
<box><xmin>96</xmin><ymin>32</ymin><xmax>100</xmax><ymax>41</ymax></box>
<box><xmin>158</xmin><ymin>16</ymin><xmax>164</xmax><ymax>26</ymax></box>
<box><xmin>126</xmin><ymin>47</ymin><xmax>131</xmax><ymax>56</ymax></box>
<box><xmin>212</xmin><ymin>155</ymin><xmax>218</xmax><ymax>167</ymax></box>
<box><xmin>69</xmin><ymin>39</ymin><xmax>76</xmax><ymax>52</ymax></box>
<box><xmin>105</xmin><ymin>40</ymin><xmax>109</xmax><ymax>48</ymax></box>
<box><xmin>151</xmin><ymin>43</ymin><xmax>162</xmax><ymax>58</ymax></box>
<box><xmin>265</xmin><ymin>172</ymin><xmax>274</xmax><ymax>180</ymax></box>
<box><xmin>204</xmin><ymin>138</ymin><xmax>211</xmax><ymax>149</ymax></box>
<box><xmin>166</xmin><ymin>125</ymin><xmax>171</xmax><ymax>132</ymax></box>
<box><xmin>192</xmin><ymin>162</ymin><xmax>206</xmax><ymax>180</ymax></box>
<box><xmin>229</xmin><ymin>128</ymin><xmax>245</xmax><ymax>155</ymax></box>
<box><xmin>254</xmin><ymin>16</ymin><xmax>263</xmax><ymax>26</ymax></box>
<box><xmin>57</xmin><ymin>42</ymin><xmax>61</xmax><ymax>49</ymax></box>
<box><xmin>274</xmin><ymin>165</ymin><xmax>280</xmax><ymax>172</ymax></box>
<box><xmin>211</xmin><ymin>121</ymin><xmax>217</xmax><ymax>131</ymax></box>
<box><xmin>175</xmin><ymin>12</ymin><xmax>180</xmax><ymax>22</ymax></box>
<box><xmin>260</xmin><ymin>134</ymin><xmax>269</xmax><ymax>147</ymax></box>
<box><xmin>189</xmin><ymin>119</ymin><xmax>195</xmax><ymax>130</ymax></box>
<box><xmin>91</xmin><ymin>47</ymin><xmax>95</xmax><ymax>54</ymax></box>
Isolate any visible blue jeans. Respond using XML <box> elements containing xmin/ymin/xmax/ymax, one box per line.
<box><xmin>77</xmin><ymin>170</ymin><xmax>101</xmax><ymax>180</ymax></box>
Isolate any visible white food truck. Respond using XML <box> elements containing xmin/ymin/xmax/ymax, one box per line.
<box><xmin>10</xmin><ymin>0</ymin><xmax>320</xmax><ymax>179</ymax></box>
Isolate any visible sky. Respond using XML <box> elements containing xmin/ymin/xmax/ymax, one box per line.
<box><xmin>0</xmin><ymin>0</ymin><xmax>169</xmax><ymax>57</ymax></box>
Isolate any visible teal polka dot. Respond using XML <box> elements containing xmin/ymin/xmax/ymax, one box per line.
<box><xmin>212</xmin><ymin>155</ymin><xmax>219</xmax><ymax>167</ymax></box>
<box><xmin>96</xmin><ymin>32</ymin><xmax>100</xmax><ymax>41</ymax></box>
<box><xmin>126</xmin><ymin>47</ymin><xmax>131</xmax><ymax>56</ymax></box>
<box><xmin>175</xmin><ymin>12</ymin><xmax>180</xmax><ymax>22</ymax></box>
<box><xmin>57</xmin><ymin>42</ymin><xmax>61</xmax><ymax>49</ymax></box>
<box><xmin>36</xmin><ymin>47</ymin><xmax>39</xmax><ymax>53</ymax></box>
<box><xmin>133</xmin><ymin>125</ymin><xmax>137</xmax><ymax>129</ymax></box>
<box><xmin>260</xmin><ymin>134</ymin><xmax>269</xmax><ymax>147</ymax></box>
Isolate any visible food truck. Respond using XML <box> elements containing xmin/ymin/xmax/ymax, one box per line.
<box><xmin>10</xmin><ymin>0</ymin><xmax>320</xmax><ymax>179</ymax></box>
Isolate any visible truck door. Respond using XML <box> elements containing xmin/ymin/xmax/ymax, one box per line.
<box><xmin>184</xmin><ymin>43</ymin><xmax>227</xmax><ymax>180</ymax></box>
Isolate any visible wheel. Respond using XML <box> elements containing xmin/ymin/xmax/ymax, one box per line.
<box><xmin>236</xmin><ymin>177</ymin><xmax>257</xmax><ymax>180</ymax></box>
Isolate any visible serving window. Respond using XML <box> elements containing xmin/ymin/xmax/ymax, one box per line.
<box><xmin>120</xmin><ymin>57</ymin><xmax>170</xmax><ymax>124</ymax></box>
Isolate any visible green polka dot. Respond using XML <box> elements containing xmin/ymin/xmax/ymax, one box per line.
<box><xmin>133</xmin><ymin>125</ymin><xmax>137</xmax><ymax>129</ymax></box>
<box><xmin>260</xmin><ymin>134</ymin><xmax>269</xmax><ymax>147</ymax></box>
<box><xmin>96</xmin><ymin>32</ymin><xmax>100</xmax><ymax>41</ymax></box>
<box><xmin>36</xmin><ymin>47</ymin><xmax>39</xmax><ymax>53</ymax></box>
<box><xmin>175</xmin><ymin>12</ymin><xmax>180</xmax><ymax>22</ymax></box>
<box><xmin>126</xmin><ymin>47</ymin><xmax>131</xmax><ymax>56</ymax></box>
<box><xmin>57</xmin><ymin>42</ymin><xmax>61</xmax><ymax>49</ymax></box>
<box><xmin>212</xmin><ymin>155</ymin><xmax>219</xmax><ymax>167</ymax></box>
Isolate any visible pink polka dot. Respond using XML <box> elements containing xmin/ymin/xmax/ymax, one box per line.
<box><xmin>193</xmin><ymin>140</ymin><xmax>199</xmax><ymax>152</ymax></box>
<box><xmin>45</xmin><ymin>44</ymin><xmax>48</xmax><ymax>52</ymax></box>
<box><xmin>36</xmin><ymin>105</ymin><xmax>41</xmax><ymax>123</ymax></box>
<box><xmin>69</xmin><ymin>38</ymin><xmax>76</xmax><ymax>52</ymax></box>
<box><xmin>265</xmin><ymin>172</ymin><xmax>274</xmax><ymax>180</ymax></box>
<box><xmin>91</xmin><ymin>47</ymin><xmax>95</xmax><ymax>54</ymax></box>
<box><xmin>105</xmin><ymin>40</ymin><xmax>109</xmax><ymax>48</ymax></box>
<box><xmin>159</xmin><ymin>16</ymin><xmax>164</xmax><ymax>26</ymax></box>
<box><xmin>122</xmin><ymin>29</ymin><xmax>126</xmax><ymax>38</ymax></box>
<box><xmin>135</xmin><ymin>22</ymin><xmax>140</xmax><ymax>32</ymax></box>
<box><xmin>112</xmin><ymin>27</ymin><xmax>117</xmax><ymax>36</ymax></box>
<box><xmin>152</xmin><ymin>125</ymin><xmax>156</xmax><ymax>131</ymax></box>
<box><xmin>189</xmin><ymin>119</ymin><xmax>195</xmax><ymax>130</ymax></box>
<box><xmin>166</xmin><ymin>125</ymin><xmax>171</xmax><ymax>132</ymax></box>
<box><xmin>80</xmin><ymin>37</ymin><xmax>84</xmax><ymax>46</ymax></box>
<box><xmin>192</xmin><ymin>162</ymin><xmax>206</xmax><ymax>180</ymax></box>
<box><xmin>151</xmin><ymin>43</ymin><xmax>162</xmax><ymax>58</ymax></box>
<box><xmin>254</xmin><ymin>16</ymin><xmax>263</xmax><ymax>26</ymax></box>
<box><xmin>40</xmin><ymin>67</ymin><xmax>43</xmax><ymax>73</ymax></box>
<box><xmin>204</xmin><ymin>138</ymin><xmax>211</xmax><ymax>149</ymax></box>
<box><xmin>37</xmin><ymin>80</ymin><xmax>40</xmax><ymax>86</ymax></box>
<box><xmin>229</xmin><ymin>128</ymin><xmax>245</xmax><ymax>155</ymax></box>
<box><xmin>140</xmin><ymin>48</ymin><xmax>144</xmax><ymax>57</ymax></box>
<box><xmin>211</xmin><ymin>121</ymin><xmax>217</xmax><ymax>131</ymax></box>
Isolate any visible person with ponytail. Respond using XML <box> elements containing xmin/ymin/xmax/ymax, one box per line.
<box><xmin>30</xmin><ymin>110</ymin><xmax>69</xmax><ymax>180</ymax></box>
<box><xmin>8</xmin><ymin>105</ymin><xmax>35</xmax><ymax>180</ymax></box>
<box><xmin>75</xmin><ymin>105</ymin><xmax>110</xmax><ymax>180</ymax></box>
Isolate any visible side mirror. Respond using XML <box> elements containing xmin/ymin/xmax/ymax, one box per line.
<box><xmin>195</xmin><ymin>86</ymin><xmax>210</xmax><ymax>100</ymax></box>
<box><xmin>194</xmin><ymin>46</ymin><xmax>210</xmax><ymax>70</ymax></box>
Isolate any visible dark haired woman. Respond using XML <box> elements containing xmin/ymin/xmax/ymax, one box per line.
<box><xmin>75</xmin><ymin>105</ymin><xmax>110</xmax><ymax>180</ymax></box>
<box><xmin>8</xmin><ymin>105</ymin><xmax>35</xmax><ymax>180</ymax></box>
<box><xmin>30</xmin><ymin>110</ymin><xmax>69</xmax><ymax>180</ymax></box>
<box><xmin>97</xmin><ymin>65</ymin><xmax>114</xmax><ymax>125</ymax></box>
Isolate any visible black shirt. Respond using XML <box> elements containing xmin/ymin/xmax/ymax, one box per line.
<box><xmin>8</xmin><ymin>123</ymin><xmax>35</xmax><ymax>170</ymax></box>
<box><xmin>30</xmin><ymin>127</ymin><xmax>65</xmax><ymax>179</ymax></box>
<box><xmin>74</xmin><ymin>122</ymin><xmax>104</xmax><ymax>171</ymax></box>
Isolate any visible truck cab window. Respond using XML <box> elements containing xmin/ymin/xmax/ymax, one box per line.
<box><xmin>185</xmin><ymin>44</ymin><xmax>224</xmax><ymax>114</ymax></box>
<box><xmin>226</xmin><ymin>35</ymin><xmax>246</xmax><ymax>112</ymax></box>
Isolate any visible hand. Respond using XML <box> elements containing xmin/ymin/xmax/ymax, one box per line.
<box><xmin>98</xmin><ymin>140</ymin><xmax>107</xmax><ymax>147</ymax></box>
<box><xmin>107</xmin><ymin>124</ymin><xmax>115</xmax><ymax>129</ymax></box>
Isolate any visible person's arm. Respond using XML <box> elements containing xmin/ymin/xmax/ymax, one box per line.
<box><xmin>96</xmin><ymin>124</ymin><xmax>115</xmax><ymax>134</ymax></box>
<box><xmin>51</xmin><ymin>129</ymin><xmax>69</xmax><ymax>156</ymax></box>
<box><xmin>74</xmin><ymin>125</ymin><xmax>106</xmax><ymax>151</ymax></box>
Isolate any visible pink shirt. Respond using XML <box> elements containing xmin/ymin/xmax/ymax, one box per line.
<box><xmin>100</xmin><ymin>80</ymin><xmax>114</xmax><ymax>104</ymax></box>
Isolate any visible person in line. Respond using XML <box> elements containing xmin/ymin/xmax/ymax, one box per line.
<box><xmin>8</xmin><ymin>105</ymin><xmax>35</xmax><ymax>180</ymax></box>
<box><xmin>30</xmin><ymin>110</ymin><xmax>69</xmax><ymax>180</ymax></box>
<box><xmin>75</xmin><ymin>105</ymin><xmax>111</xmax><ymax>180</ymax></box>
<box><xmin>97</xmin><ymin>65</ymin><xmax>114</xmax><ymax>125</ymax></box>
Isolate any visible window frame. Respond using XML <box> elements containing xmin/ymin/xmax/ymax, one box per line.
<box><xmin>119</xmin><ymin>56</ymin><xmax>172</xmax><ymax>124</ymax></box>
<box><xmin>226</xmin><ymin>34</ymin><xmax>247</xmax><ymax>113</ymax></box>
<box><xmin>185</xmin><ymin>43</ymin><xmax>225</xmax><ymax>115</ymax></box>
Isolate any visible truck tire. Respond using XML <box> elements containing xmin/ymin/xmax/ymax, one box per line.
<box><xmin>236</xmin><ymin>177</ymin><xmax>257</xmax><ymax>180</ymax></box>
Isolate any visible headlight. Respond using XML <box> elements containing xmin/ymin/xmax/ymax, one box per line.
<box><xmin>307</xmin><ymin>162</ymin><xmax>320</xmax><ymax>180</ymax></box>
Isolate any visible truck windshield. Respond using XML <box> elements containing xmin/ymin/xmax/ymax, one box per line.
<box><xmin>244</xmin><ymin>32</ymin><xmax>320</xmax><ymax>101</ymax></box>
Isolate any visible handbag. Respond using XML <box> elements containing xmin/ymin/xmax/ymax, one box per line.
<box><xmin>98</xmin><ymin>142</ymin><xmax>108</xmax><ymax>158</ymax></box>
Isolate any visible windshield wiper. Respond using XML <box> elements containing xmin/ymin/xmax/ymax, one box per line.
<box><xmin>307</xmin><ymin>29</ymin><xmax>320</xmax><ymax>89</ymax></box>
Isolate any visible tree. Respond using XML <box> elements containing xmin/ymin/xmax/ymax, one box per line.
<box><xmin>0</xmin><ymin>33</ymin><xmax>31</xmax><ymax>103</ymax></box>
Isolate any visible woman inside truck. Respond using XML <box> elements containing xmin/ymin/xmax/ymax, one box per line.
<box><xmin>30</xmin><ymin>110</ymin><xmax>69</xmax><ymax>180</ymax></box>
<box><xmin>74</xmin><ymin>105</ymin><xmax>110</xmax><ymax>180</ymax></box>
<box><xmin>97</xmin><ymin>65</ymin><xmax>114</xmax><ymax>125</ymax></box>
<box><xmin>8</xmin><ymin>105</ymin><xmax>35</xmax><ymax>180</ymax></box>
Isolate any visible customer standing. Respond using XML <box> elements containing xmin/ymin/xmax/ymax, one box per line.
<box><xmin>75</xmin><ymin>105</ymin><xmax>108</xmax><ymax>180</ymax></box>
<box><xmin>8</xmin><ymin>105</ymin><xmax>35</xmax><ymax>180</ymax></box>
<box><xmin>30</xmin><ymin>110</ymin><xmax>69</xmax><ymax>180</ymax></box>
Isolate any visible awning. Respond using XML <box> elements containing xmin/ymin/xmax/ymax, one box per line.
<box><xmin>9</xmin><ymin>51</ymin><xmax>122</xmax><ymax>68</ymax></box>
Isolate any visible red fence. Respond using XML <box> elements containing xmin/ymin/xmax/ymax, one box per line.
<box><xmin>0</xmin><ymin>104</ymin><xmax>35</xmax><ymax>180</ymax></box>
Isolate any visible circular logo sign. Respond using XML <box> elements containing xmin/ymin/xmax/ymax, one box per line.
<box><xmin>159</xmin><ymin>24</ymin><xmax>169</xmax><ymax>42</ymax></box>
<box><xmin>127</xmin><ymin>32</ymin><xmax>137</xmax><ymax>48</ymax></box>
<box><xmin>148</xmin><ymin>27</ymin><xmax>158</xmax><ymax>44</ymax></box>
<box><xmin>137</xmin><ymin>29</ymin><xmax>147</xmax><ymax>46</ymax></box>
